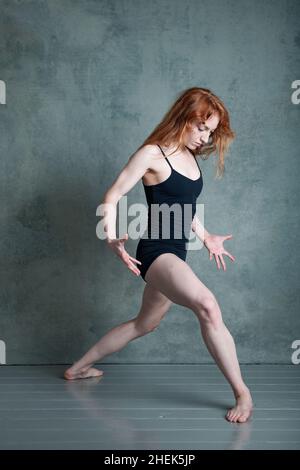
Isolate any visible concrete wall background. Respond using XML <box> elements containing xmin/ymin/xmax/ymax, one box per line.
<box><xmin>0</xmin><ymin>0</ymin><xmax>299</xmax><ymax>364</ymax></box>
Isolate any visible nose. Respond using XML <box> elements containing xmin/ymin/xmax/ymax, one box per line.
<box><xmin>200</xmin><ymin>131</ymin><xmax>210</xmax><ymax>144</ymax></box>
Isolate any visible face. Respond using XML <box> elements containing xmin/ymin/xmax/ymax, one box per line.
<box><xmin>184</xmin><ymin>113</ymin><xmax>220</xmax><ymax>150</ymax></box>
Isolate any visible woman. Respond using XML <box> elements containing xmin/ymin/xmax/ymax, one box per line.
<box><xmin>64</xmin><ymin>87</ymin><xmax>253</xmax><ymax>424</ymax></box>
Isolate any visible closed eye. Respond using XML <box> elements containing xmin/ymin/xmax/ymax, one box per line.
<box><xmin>198</xmin><ymin>126</ymin><xmax>215</xmax><ymax>134</ymax></box>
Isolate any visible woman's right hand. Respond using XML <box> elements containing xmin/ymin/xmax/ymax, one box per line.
<box><xmin>107</xmin><ymin>233</ymin><xmax>142</xmax><ymax>276</ymax></box>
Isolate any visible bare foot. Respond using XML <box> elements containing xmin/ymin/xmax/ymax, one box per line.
<box><xmin>226</xmin><ymin>387</ymin><xmax>253</xmax><ymax>423</ymax></box>
<box><xmin>64</xmin><ymin>366</ymin><xmax>104</xmax><ymax>380</ymax></box>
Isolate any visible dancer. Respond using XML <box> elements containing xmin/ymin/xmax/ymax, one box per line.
<box><xmin>64</xmin><ymin>87</ymin><xmax>253</xmax><ymax>423</ymax></box>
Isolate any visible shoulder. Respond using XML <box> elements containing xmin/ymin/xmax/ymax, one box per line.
<box><xmin>134</xmin><ymin>144</ymin><xmax>161</xmax><ymax>158</ymax></box>
<box><xmin>129</xmin><ymin>144</ymin><xmax>163</xmax><ymax>166</ymax></box>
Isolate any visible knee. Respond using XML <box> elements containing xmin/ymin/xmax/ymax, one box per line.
<box><xmin>192</xmin><ymin>294</ymin><xmax>223</xmax><ymax>329</ymax></box>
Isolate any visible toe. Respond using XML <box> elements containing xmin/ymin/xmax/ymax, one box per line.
<box><xmin>63</xmin><ymin>370</ymin><xmax>74</xmax><ymax>380</ymax></box>
<box><xmin>239</xmin><ymin>411</ymin><xmax>251</xmax><ymax>423</ymax></box>
<box><xmin>238</xmin><ymin>415</ymin><xmax>247</xmax><ymax>423</ymax></box>
<box><xmin>227</xmin><ymin>408</ymin><xmax>234</xmax><ymax>417</ymax></box>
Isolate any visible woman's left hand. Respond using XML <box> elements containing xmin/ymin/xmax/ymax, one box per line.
<box><xmin>203</xmin><ymin>234</ymin><xmax>235</xmax><ymax>271</ymax></box>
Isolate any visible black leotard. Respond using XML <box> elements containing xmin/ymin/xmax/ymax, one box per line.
<box><xmin>136</xmin><ymin>144</ymin><xmax>203</xmax><ymax>281</ymax></box>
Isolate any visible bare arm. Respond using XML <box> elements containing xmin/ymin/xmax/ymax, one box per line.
<box><xmin>191</xmin><ymin>213</ymin><xmax>211</xmax><ymax>243</ymax></box>
<box><xmin>101</xmin><ymin>145</ymin><xmax>155</xmax><ymax>242</ymax></box>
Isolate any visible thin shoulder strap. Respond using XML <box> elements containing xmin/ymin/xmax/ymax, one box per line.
<box><xmin>157</xmin><ymin>143</ymin><xmax>165</xmax><ymax>156</ymax></box>
<box><xmin>157</xmin><ymin>144</ymin><xmax>173</xmax><ymax>169</ymax></box>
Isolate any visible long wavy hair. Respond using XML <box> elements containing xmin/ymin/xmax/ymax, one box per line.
<box><xmin>137</xmin><ymin>87</ymin><xmax>235</xmax><ymax>179</ymax></box>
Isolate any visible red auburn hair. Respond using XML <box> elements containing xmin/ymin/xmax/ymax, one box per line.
<box><xmin>137</xmin><ymin>87</ymin><xmax>235</xmax><ymax>178</ymax></box>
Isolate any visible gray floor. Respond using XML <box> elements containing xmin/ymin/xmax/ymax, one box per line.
<box><xmin>0</xmin><ymin>364</ymin><xmax>299</xmax><ymax>450</ymax></box>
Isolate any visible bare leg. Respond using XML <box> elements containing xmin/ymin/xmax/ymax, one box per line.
<box><xmin>145</xmin><ymin>253</ymin><xmax>253</xmax><ymax>423</ymax></box>
<box><xmin>64</xmin><ymin>284</ymin><xmax>173</xmax><ymax>380</ymax></box>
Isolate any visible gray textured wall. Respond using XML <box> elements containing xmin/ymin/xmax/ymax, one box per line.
<box><xmin>0</xmin><ymin>0</ymin><xmax>299</xmax><ymax>364</ymax></box>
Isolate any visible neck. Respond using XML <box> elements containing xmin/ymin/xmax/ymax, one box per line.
<box><xmin>163</xmin><ymin>142</ymin><xmax>194</xmax><ymax>157</ymax></box>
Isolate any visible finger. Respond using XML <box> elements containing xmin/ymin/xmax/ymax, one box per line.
<box><xmin>121</xmin><ymin>252</ymin><xmax>138</xmax><ymax>274</ymax></box>
<box><xmin>129</xmin><ymin>266</ymin><xmax>140</xmax><ymax>276</ymax></box>
<box><xmin>128</xmin><ymin>266</ymin><xmax>140</xmax><ymax>276</ymax></box>
<box><xmin>209</xmin><ymin>251</ymin><xmax>213</xmax><ymax>261</ymax></box>
<box><xmin>129</xmin><ymin>256</ymin><xmax>142</xmax><ymax>265</ymax></box>
<box><xmin>214</xmin><ymin>254</ymin><xmax>221</xmax><ymax>270</ymax></box>
<box><xmin>224</xmin><ymin>234</ymin><xmax>233</xmax><ymax>240</ymax></box>
<box><xmin>224</xmin><ymin>250</ymin><xmax>235</xmax><ymax>262</ymax></box>
<box><xmin>120</xmin><ymin>251</ymin><xmax>129</xmax><ymax>262</ymax></box>
<box><xmin>219</xmin><ymin>254</ymin><xmax>226</xmax><ymax>271</ymax></box>
<box><xmin>128</xmin><ymin>264</ymin><xmax>140</xmax><ymax>276</ymax></box>
<box><xmin>127</xmin><ymin>259</ymin><xmax>140</xmax><ymax>276</ymax></box>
